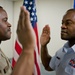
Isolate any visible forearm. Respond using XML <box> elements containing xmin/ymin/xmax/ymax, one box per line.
<box><xmin>11</xmin><ymin>49</ymin><xmax>34</xmax><ymax>75</ymax></box>
<box><xmin>41</xmin><ymin>45</ymin><xmax>52</xmax><ymax>70</ymax></box>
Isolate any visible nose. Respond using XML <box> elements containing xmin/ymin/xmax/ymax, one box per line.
<box><xmin>61</xmin><ymin>23</ymin><xmax>67</xmax><ymax>29</ymax></box>
<box><xmin>7</xmin><ymin>22</ymin><xmax>11</xmax><ymax>27</ymax></box>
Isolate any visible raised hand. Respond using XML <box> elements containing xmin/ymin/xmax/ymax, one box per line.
<box><xmin>17</xmin><ymin>6</ymin><xmax>36</xmax><ymax>50</ymax></box>
<box><xmin>40</xmin><ymin>25</ymin><xmax>51</xmax><ymax>46</ymax></box>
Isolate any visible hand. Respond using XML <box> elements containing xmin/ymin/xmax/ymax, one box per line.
<box><xmin>17</xmin><ymin>6</ymin><xmax>36</xmax><ymax>50</ymax></box>
<box><xmin>40</xmin><ymin>25</ymin><xmax>50</xmax><ymax>46</ymax></box>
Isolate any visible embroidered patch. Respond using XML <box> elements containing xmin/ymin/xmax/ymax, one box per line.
<box><xmin>69</xmin><ymin>58</ymin><xmax>75</xmax><ymax>68</ymax></box>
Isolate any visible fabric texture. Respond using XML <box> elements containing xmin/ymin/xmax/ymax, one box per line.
<box><xmin>49</xmin><ymin>42</ymin><xmax>75</xmax><ymax>75</ymax></box>
<box><xmin>0</xmin><ymin>49</ymin><xmax>12</xmax><ymax>75</ymax></box>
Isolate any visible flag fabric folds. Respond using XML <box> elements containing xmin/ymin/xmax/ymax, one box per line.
<box><xmin>12</xmin><ymin>0</ymin><xmax>41</xmax><ymax>75</ymax></box>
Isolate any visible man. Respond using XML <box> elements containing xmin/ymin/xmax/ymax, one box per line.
<box><xmin>40</xmin><ymin>9</ymin><xmax>75</xmax><ymax>75</ymax></box>
<box><xmin>0</xmin><ymin>6</ymin><xmax>35</xmax><ymax>75</ymax></box>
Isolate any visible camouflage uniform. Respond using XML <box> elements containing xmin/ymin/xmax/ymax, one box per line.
<box><xmin>0</xmin><ymin>49</ymin><xmax>12</xmax><ymax>75</ymax></box>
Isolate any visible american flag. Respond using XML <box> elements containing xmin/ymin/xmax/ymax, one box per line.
<box><xmin>12</xmin><ymin>0</ymin><xmax>41</xmax><ymax>75</ymax></box>
<box><xmin>74</xmin><ymin>0</ymin><xmax>75</xmax><ymax>8</ymax></box>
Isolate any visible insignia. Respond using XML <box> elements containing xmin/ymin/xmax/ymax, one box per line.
<box><xmin>69</xmin><ymin>58</ymin><xmax>75</xmax><ymax>68</ymax></box>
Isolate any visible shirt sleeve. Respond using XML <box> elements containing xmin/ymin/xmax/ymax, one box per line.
<box><xmin>49</xmin><ymin>55</ymin><xmax>56</xmax><ymax>70</ymax></box>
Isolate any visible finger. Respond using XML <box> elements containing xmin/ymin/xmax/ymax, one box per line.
<box><xmin>21</xmin><ymin>7</ymin><xmax>25</xmax><ymax>29</ymax></box>
<box><xmin>22</xmin><ymin>6</ymin><xmax>32</xmax><ymax>30</ymax></box>
<box><xmin>19</xmin><ymin>6</ymin><xmax>25</xmax><ymax>29</ymax></box>
<box><xmin>42</xmin><ymin>25</ymin><xmax>50</xmax><ymax>35</ymax></box>
<box><xmin>17</xmin><ymin>7</ymin><xmax>24</xmax><ymax>32</ymax></box>
<box><xmin>45</xmin><ymin>25</ymin><xmax>50</xmax><ymax>35</ymax></box>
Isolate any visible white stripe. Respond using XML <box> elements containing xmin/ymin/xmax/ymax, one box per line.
<box><xmin>33</xmin><ymin>44</ymin><xmax>41</xmax><ymax>75</ymax></box>
<box><xmin>34</xmin><ymin>64</ymin><xmax>37</xmax><ymax>75</ymax></box>
<box><xmin>35</xmin><ymin>45</ymin><xmax>41</xmax><ymax>70</ymax></box>
<box><xmin>16</xmin><ymin>39</ymin><xmax>22</xmax><ymax>48</ymax></box>
<box><xmin>13</xmin><ymin>38</ymin><xmax>22</xmax><ymax>61</ymax></box>
<box><xmin>14</xmin><ymin>38</ymin><xmax>40</xmax><ymax>74</ymax></box>
<box><xmin>13</xmin><ymin>49</ymin><xmax>19</xmax><ymax>61</ymax></box>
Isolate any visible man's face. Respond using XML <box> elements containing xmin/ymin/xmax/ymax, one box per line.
<box><xmin>0</xmin><ymin>8</ymin><xmax>11</xmax><ymax>41</ymax></box>
<box><xmin>61</xmin><ymin>11</ymin><xmax>75</xmax><ymax>41</ymax></box>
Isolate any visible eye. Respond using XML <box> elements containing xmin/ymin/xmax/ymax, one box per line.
<box><xmin>3</xmin><ymin>18</ymin><xmax>8</xmax><ymax>22</ymax></box>
<box><xmin>4</xmin><ymin>18</ymin><xmax>7</xmax><ymax>22</ymax></box>
<box><xmin>62</xmin><ymin>20</ymin><xmax>72</xmax><ymax>26</ymax></box>
<box><xmin>65</xmin><ymin>21</ymin><xmax>72</xmax><ymax>25</ymax></box>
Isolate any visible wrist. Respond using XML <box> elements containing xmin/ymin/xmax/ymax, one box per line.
<box><xmin>41</xmin><ymin>44</ymin><xmax>47</xmax><ymax>48</ymax></box>
<box><xmin>22</xmin><ymin>48</ymin><xmax>34</xmax><ymax>55</ymax></box>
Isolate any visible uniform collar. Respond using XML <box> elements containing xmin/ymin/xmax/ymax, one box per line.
<box><xmin>63</xmin><ymin>42</ymin><xmax>75</xmax><ymax>52</ymax></box>
<box><xmin>71</xmin><ymin>45</ymin><xmax>75</xmax><ymax>52</ymax></box>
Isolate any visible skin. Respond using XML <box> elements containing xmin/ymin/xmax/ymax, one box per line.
<box><xmin>12</xmin><ymin>6</ymin><xmax>36</xmax><ymax>75</ymax></box>
<box><xmin>61</xmin><ymin>10</ymin><xmax>75</xmax><ymax>47</ymax></box>
<box><xmin>0</xmin><ymin>6</ymin><xmax>35</xmax><ymax>75</ymax></box>
<box><xmin>40</xmin><ymin>9</ymin><xmax>75</xmax><ymax>71</ymax></box>
<box><xmin>0</xmin><ymin>8</ymin><xmax>11</xmax><ymax>42</ymax></box>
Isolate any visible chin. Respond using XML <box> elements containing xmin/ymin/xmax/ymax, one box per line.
<box><xmin>7</xmin><ymin>37</ymin><xmax>11</xmax><ymax>40</ymax></box>
<box><xmin>3</xmin><ymin>36</ymin><xmax>11</xmax><ymax>41</ymax></box>
<box><xmin>61</xmin><ymin>34</ymin><xmax>68</xmax><ymax>40</ymax></box>
<box><xmin>61</xmin><ymin>37</ymin><xmax>68</xmax><ymax>41</ymax></box>
<box><xmin>2</xmin><ymin>38</ymin><xmax>10</xmax><ymax>41</ymax></box>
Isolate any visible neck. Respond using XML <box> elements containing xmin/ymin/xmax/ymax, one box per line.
<box><xmin>68</xmin><ymin>40</ymin><xmax>75</xmax><ymax>47</ymax></box>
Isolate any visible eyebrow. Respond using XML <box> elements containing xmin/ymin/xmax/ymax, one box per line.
<box><xmin>66</xmin><ymin>19</ymin><xmax>72</xmax><ymax>21</ymax></box>
<box><xmin>62</xmin><ymin>19</ymin><xmax>72</xmax><ymax>22</ymax></box>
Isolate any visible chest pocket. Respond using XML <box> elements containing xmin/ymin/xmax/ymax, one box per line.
<box><xmin>65</xmin><ymin>58</ymin><xmax>75</xmax><ymax>75</ymax></box>
<box><xmin>65</xmin><ymin>65</ymin><xmax>73</xmax><ymax>75</ymax></box>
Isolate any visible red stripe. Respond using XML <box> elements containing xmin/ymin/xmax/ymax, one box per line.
<box><xmin>33</xmin><ymin>23</ymin><xmax>40</xmax><ymax>54</ymax></box>
<box><xmin>12</xmin><ymin>58</ymin><xmax>16</xmax><ymax>68</ymax></box>
<box><xmin>12</xmin><ymin>18</ymin><xmax>40</xmax><ymax>75</ymax></box>
<box><xmin>12</xmin><ymin>0</ymin><xmax>41</xmax><ymax>75</ymax></box>
<box><xmin>34</xmin><ymin>50</ymin><xmax>41</xmax><ymax>75</ymax></box>
<box><xmin>15</xmin><ymin>40</ymin><xmax>22</xmax><ymax>55</ymax></box>
<box><xmin>34</xmin><ymin>23</ymin><xmax>41</xmax><ymax>75</ymax></box>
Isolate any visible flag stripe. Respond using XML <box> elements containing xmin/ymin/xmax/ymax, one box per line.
<box><xmin>15</xmin><ymin>40</ymin><xmax>22</xmax><ymax>55</ymax></box>
<box><xmin>34</xmin><ymin>51</ymin><xmax>41</xmax><ymax>75</ymax></box>
<box><xmin>12</xmin><ymin>0</ymin><xmax>41</xmax><ymax>75</ymax></box>
<box><xmin>34</xmin><ymin>64</ymin><xmax>37</xmax><ymax>75</ymax></box>
<box><xmin>12</xmin><ymin>58</ymin><xmax>16</xmax><ymax>67</ymax></box>
<box><xmin>13</xmin><ymin>48</ymin><xmax>19</xmax><ymax>61</ymax></box>
<box><xmin>33</xmin><ymin>24</ymin><xmax>40</xmax><ymax>54</ymax></box>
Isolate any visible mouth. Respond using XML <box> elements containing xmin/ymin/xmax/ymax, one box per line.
<box><xmin>7</xmin><ymin>28</ymin><xmax>11</xmax><ymax>34</ymax></box>
<box><xmin>61</xmin><ymin>30</ymin><xmax>67</xmax><ymax>35</ymax></box>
